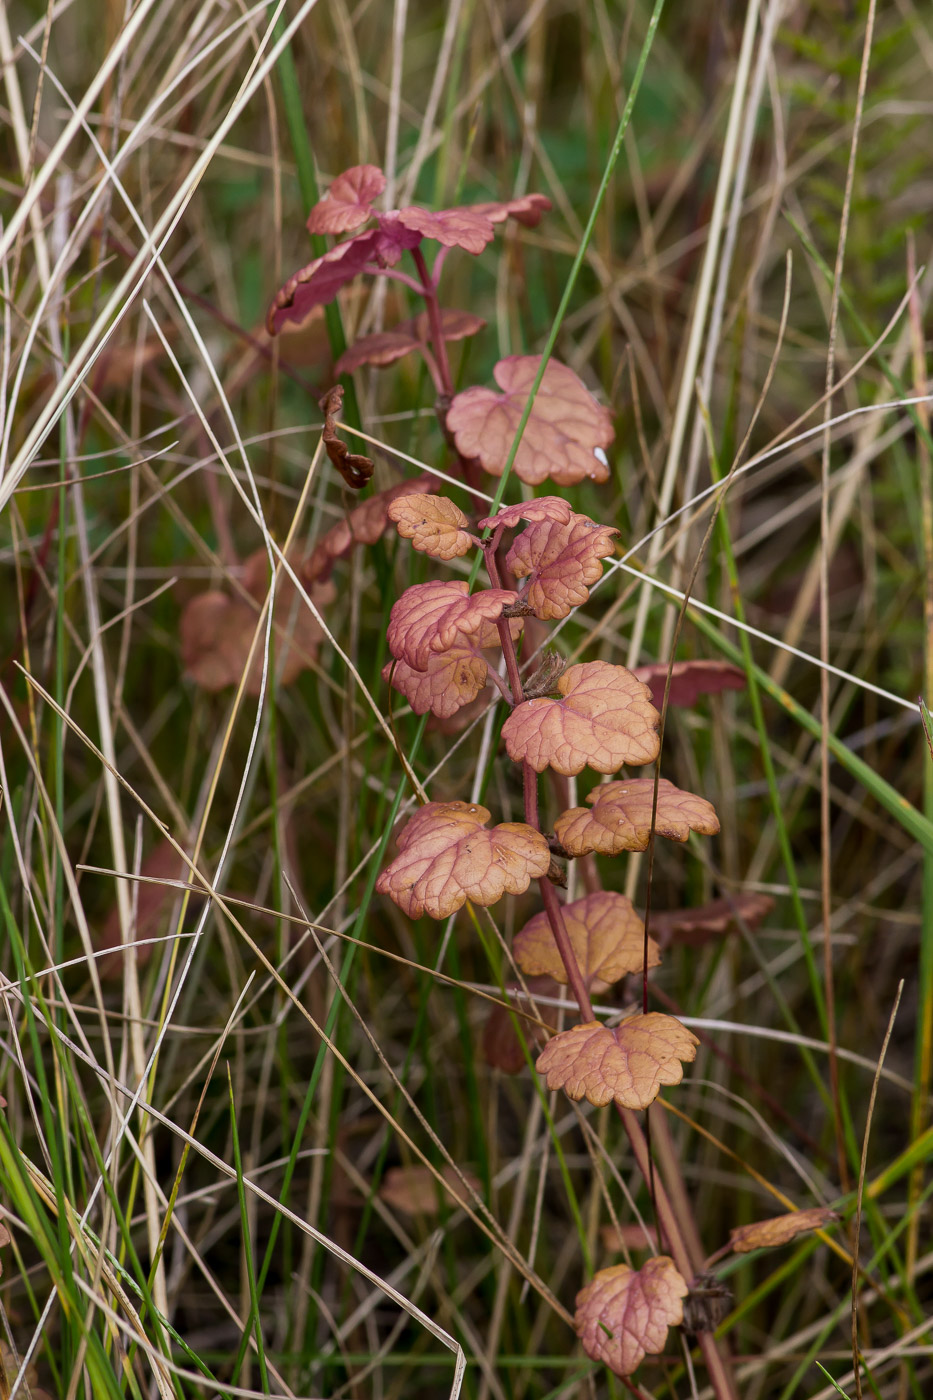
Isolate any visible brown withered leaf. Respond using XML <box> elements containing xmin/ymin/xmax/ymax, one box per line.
<box><xmin>376</xmin><ymin>801</ymin><xmax>550</xmax><ymax>919</ymax></box>
<box><xmin>555</xmin><ymin>778</ymin><xmax>720</xmax><ymax>858</ymax></box>
<box><xmin>98</xmin><ymin>840</ymin><xmax>192</xmax><ymax>977</ymax></box>
<box><xmin>650</xmin><ymin>892</ymin><xmax>774</xmax><ymax>948</ymax></box>
<box><xmin>180</xmin><ymin>551</ymin><xmax>335</xmax><ymax>694</ymax></box>
<box><xmin>514</xmin><ymin>891</ymin><xmax>658</xmax><ymax>988</ymax></box>
<box><xmin>575</xmin><ymin>1258</ymin><xmax>689</xmax><ymax>1378</ymax></box>
<box><xmin>305</xmin><ymin>475</ymin><xmax>434</xmax><ymax>581</ymax></box>
<box><xmin>383</xmin><ymin>646</ymin><xmax>489</xmax><ymax>719</ymax></box>
<box><xmin>502</xmin><ymin>661</ymin><xmax>660</xmax><ymax>776</ymax></box>
<box><xmin>319</xmin><ymin>385</ymin><xmax>374</xmax><ymax>488</ymax></box>
<box><xmin>387</xmin><ymin>580</ymin><xmax>516</xmax><ymax>671</ymax></box>
<box><xmin>729</xmin><ymin>1207</ymin><xmax>839</xmax><ymax>1255</ymax></box>
<box><xmin>482</xmin><ymin>974</ymin><xmax>563</xmax><ymax>1074</ymax></box>
<box><xmin>0</xmin><ymin>1221</ymin><xmax>10</xmax><ymax>1250</ymax></box>
<box><xmin>477</xmin><ymin>495</ymin><xmax>574</xmax><ymax>532</ymax></box>
<box><xmin>632</xmin><ymin>659</ymin><xmax>747</xmax><ymax>711</ymax></box>
<box><xmin>306</xmin><ymin>163</ymin><xmax>386</xmax><ymax>234</ymax></box>
<box><xmin>379</xmin><ymin>1164</ymin><xmax>482</xmax><ymax>1215</ymax></box>
<box><xmin>536</xmin><ymin>1014</ymin><xmax>699</xmax><ymax>1110</ymax></box>
<box><xmin>447</xmin><ymin>355</ymin><xmax>613</xmax><ymax>486</ymax></box>
<box><xmin>387</xmin><ymin>493</ymin><xmax>475</xmax><ymax>559</ymax></box>
<box><xmin>506</xmin><ymin>513</ymin><xmax>618</xmax><ymax>620</ymax></box>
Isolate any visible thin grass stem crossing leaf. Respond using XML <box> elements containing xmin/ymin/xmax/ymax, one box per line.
<box><xmin>650</xmin><ymin>892</ymin><xmax>774</xmax><ymax>947</ymax></box>
<box><xmin>501</xmin><ymin>661</ymin><xmax>660</xmax><ymax>775</ymax></box>
<box><xmin>379</xmin><ymin>1164</ymin><xmax>482</xmax><ymax>1216</ymax></box>
<box><xmin>376</xmin><ymin>801</ymin><xmax>550</xmax><ymax>919</ymax></box>
<box><xmin>387</xmin><ymin>580</ymin><xmax>516</xmax><ymax>671</ymax></box>
<box><xmin>555</xmin><ymin>777</ymin><xmax>719</xmax><ymax>856</ymax></box>
<box><xmin>574</xmin><ymin>1258</ymin><xmax>689</xmax><ymax>1378</ymax></box>
<box><xmin>306</xmin><ymin>163</ymin><xmax>387</xmax><ymax>234</ymax></box>
<box><xmin>446</xmin><ymin>355</ymin><xmax>614</xmax><ymax>485</ymax></box>
<box><xmin>514</xmin><ymin>891</ymin><xmax>658</xmax><ymax>987</ymax></box>
<box><xmin>506</xmin><ymin>513</ymin><xmax>618</xmax><ymax>619</ymax></box>
<box><xmin>536</xmin><ymin>1014</ymin><xmax>699</xmax><ymax>1110</ymax></box>
<box><xmin>728</xmin><ymin>1207</ymin><xmax>839</xmax><ymax>1254</ymax></box>
<box><xmin>387</xmin><ymin>493</ymin><xmax>475</xmax><ymax>559</ymax></box>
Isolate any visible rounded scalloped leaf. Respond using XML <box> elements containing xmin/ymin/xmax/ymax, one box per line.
<box><xmin>376</xmin><ymin>801</ymin><xmax>551</xmax><ymax>919</ymax></box>
<box><xmin>729</xmin><ymin>1207</ymin><xmax>839</xmax><ymax>1255</ymax></box>
<box><xmin>477</xmin><ymin>495</ymin><xmax>574</xmax><ymax>532</ymax></box>
<box><xmin>632</xmin><ymin>659</ymin><xmax>747</xmax><ymax>711</ymax></box>
<box><xmin>536</xmin><ymin>1014</ymin><xmax>699</xmax><ymax>1110</ymax></box>
<box><xmin>501</xmin><ymin>661</ymin><xmax>660</xmax><ymax>776</ymax></box>
<box><xmin>383</xmin><ymin>646</ymin><xmax>489</xmax><ymax>719</ymax></box>
<box><xmin>555</xmin><ymin>778</ymin><xmax>720</xmax><ymax>857</ymax></box>
<box><xmin>306</xmin><ymin>164</ymin><xmax>386</xmax><ymax>234</ymax></box>
<box><xmin>387</xmin><ymin>493</ymin><xmax>475</xmax><ymax>559</ymax></box>
<box><xmin>514</xmin><ymin>891</ymin><xmax>658</xmax><ymax>988</ymax></box>
<box><xmin>387</xmin><ymin>580</ymin><xmax>516</xmax><ymax>671</ymax></box>
<box><xmin>447</xmin><ymin>356</ymin><xmax>613</xmax><ymax>486</ymax></box>
<box><xmin>396</xmin><ymin>205</ymin><xmax>496</xmax><ymax>254</ymax></box>
<box><xmin>575</xmin><ymin>1258</ymin><xmax>689</xmax><ymax>1378</ymax></box>
<box><xmin>506</xmin><ymin>513</ymin><xmax>618</xmax><ymax>620</ymax></box>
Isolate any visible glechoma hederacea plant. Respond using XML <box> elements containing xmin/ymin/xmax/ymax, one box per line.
<box><xmin>264</xmin><ymin>165</ymin><xmax>838</xmax><ymax>1392</ymax></box>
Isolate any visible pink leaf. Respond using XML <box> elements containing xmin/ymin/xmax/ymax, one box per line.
<box><xmin>387</xmin><ymin>493</ymin><xmax>475</xmax><ymax>559</ymax></box>
<box><xmin>387</xmin><ymin>580</ymin><xmax>516</xmax><ymax>671</ymax></box>
<box><xmin>477</xmin><ymin>495</ymin><xmax>574</xmax><ymax>532</ymax></box>
<box><xmin>383</xmin><ymin>646</ymin><xmax>490</xmax><ymax>719</ymax></box>
<box><xmin>376</xmin><ymin>801</ymin><xmax>551</xmax><ymax>919</ymax></box>
<box><xmin>470</xmin><ymin>193</ymin><xmax>552</xmax><ymax>227</ymax></box>
<box><xmin>514</xmin><ymin>891</ymin><xmax>658</xmax><ymax>988</ymax></box>
<box><xmin>506</xmin><ymin>513</ymin><xmax>618</xmax><ymax>620</ymax></box>
<box><xmin>401</xmin><ymin>307</ymin><xmax>487</xmax><ymax>342</ymax></box>
<box><xmin>536</xmin><ymin>1014</ymin><xmax>699</xmax><ymax>1110</ymax></box>
<box><xmin>306</xmin><ymin>164</ymin><xmax>386</xmax><ymax>234</ymax></box>
<box><xmin>632</xmin><ymin>659</ymin><xmax>747</xmax><ymax>710</ymax></box>
<box><xmin>395</xmin><ymin>205</ymin><xmax>496</xmax><ymax>254</ymax></box>
<box><xmin>554</xmin><ymin>778</ymin><xmax>720</xmax><ymax>857</ymax></box>
<box><xmin>575</xmin><ymin>1258</ymin><xmax>689</xmax><ymax>1377</ymax></box>
<box><xmin>447</xmin><ymin>355</ymin><xmax>613</xmax><ymax>486</ymax></box>
<box><xmin>334</xmin><ymin>329</ymin><xmax>422</xmax><ymax>377</ymax></box>
<box><xmin>267</xmin><ymin>223</ymin><xmax>417</xmax><ymax>334</ymax></box>
<box><xmin>501</xmin><ymin>661</ymin><xmax>660</xmax><ymax>775</ymax></box>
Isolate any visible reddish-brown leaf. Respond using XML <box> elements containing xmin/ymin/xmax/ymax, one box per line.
<box><xmin>319</xmin><ymin>385</ymin><xmax>374</xmax><ymax>489</ymax></box>
<box><xmin>729</xmin><ymin>1207</ymin><xmax>839</xmax><ymax>1254</ymax></box>
<box><xmin>379</xmin><ymin>1164</ymin><xmax>482</xmax><ymax>1215</ymax></box>
<box><xmin>650</xmin><ymin>892</ymin><xmax>774</xmax><ymax>948</ymax></box>
<box><xmin>97</xmin><ymin>840</ymin><xmax>190</xmax><ymax>976</ymax></box>
<box><xmin>477</xmin><ymin>495</ymin><xmax>574</xmax><ymax>532</ymax></box>
<box><xmin>376</xmin><ymin>800</ymin><xmax>550</xmax><ymax>919</ymax></box>
<box><xmin>447</xmin><ymin>356</ymin><xmax>613</xmax><ymax>486</ymax></box>
<box><xmin>383</xmin><ymin>646</ymin><xmax>490</xmax><ymax>719</ymax></box>
<box><xmin>306</xmin><ymin>163</ymin><xmax>386</xmax><ymax>234</ymax></box>
<box><xmin>482</xmin><ymin>974</ymin><xmax>563</xmax><ymax>1074</ymax></box>
<box><xmin>632</xmin><ymin>659</ymin><xmax>747</xmax><ymax>711</ymax></box>
<box><xmin>334</xmin><ymin>329</ymin><xmax>422</xmax><ymax>377</ymax></box>
<box><xmin>267</xmin><ymin>230</ymin><xmax>386</xmax><ymax>334</ymax></box>
<box><xmin>402</xmin><ymin>307</ymin><xmax>487</xmax><ymax>342</ymax></box>
<box><xmin>514</xmin><ymin>891</ymin><xmax>658</xmax><ymax>988</ymax></box>
<box><xmin>536</xmin><ymin>1014</ymin><xmax>699</xmax><ymax>1110</ymax></box>
<box><xmin>396</xmin><ymin>205</ymin><xmax>496</xmax><ymax>254</ymax></box>
<box><xmin>387</xmin><ymin>580</ymin><xmax>516</xmax><ymax>671</ymax></box>
<box><xmin>601</xmin><ymin>1222</ymin><xmax>660</xmax><ymax>1254</ymax></box>
<box><xmin>470</xmin><ymin>193</ymin><xmax>552</xmax><ymax>227</ymax></box>
<box><xmin>502</xmin><ymin>661</ymin><xmax>660</xmax><ymax>775</ymax></box>
<box><xmin>305</xmin><ymin>475</ymin><xmax>434</xmax><ymax>582</ymax></box>
<box><xmin>180</xmin><ymin>553</ymin><xmax>335</xmax><ymax>694</ymax></box>
<box><xmin>575</xmin><ymin>1258</ymin><xmax>689</xmax><ymax>1377</ymax></box>
<box><xmin>387</xmin><ymin>493</ymin><xmax>475</xmax><ymax>559</ymax></box>
<box><xmin>555</xmin><ymin>778</ymin><xmax>720</xmax><ymax>857</ymax></box>
<box><xmin>506</xmin><ymin>513</ymin><xmax>618</xmax><ymax>620</ymax></box>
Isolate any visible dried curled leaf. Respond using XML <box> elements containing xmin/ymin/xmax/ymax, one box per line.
<box><xmin>650</xmin><ymin>892</ymin><xmax>774</xmax><ymax>948</ymax></box>
<box><xmin>555</xmin><ymin>778</ymin><xmax>720</xmax><ymax>857</ymax></box>
<box><xmin>379</xmin><ymin>1164</ymin><xmax>482</xmax><ymax>1216</ymax></box>
<box><xmin>482</xmin><ymin>974</ymin><xmax>563</xmax><ymax>1074</ymax></box>
<box><xmin>387</xmin><ymin>493</ymin><xmax>474</xmax><ymax>559</ymax></box>
<box><xmin>306</xmin><ymin>163</ymin><xmax>387</xmax><ymax>234</ymax></box>
<box><xmin>729</xmin><ymin>1207</ymin><xmax>839</xmax><ymax>1254</ymax></box>
<box><xmin>536</xmin><ymin>1014</ymin><xmax>699</xmax><ymax>1110</ymax></box>
<box><xmin>477</xmin><ymin>495</ymin><xmax>574</xmax><ymax>532</ymax></box>
<box><xmin>305</xmin><ymin>475</ymin><xmax>434</xmax><ymax>582</ymax></box>
<box><xmin>387</xmin><ymin>579</ymin><xmax>516</xmax><ymax>671</ymax></box>
<box><xmin>320</xmin><ymin>385</ymin><xmax>374</xmax><ymax>489</ymax></box>
<box><xmin>507</xmin><ymin>513</ymin><xmax>618</xmax><ymax>620</ymax></box>
<box><xmin>376</xmin><ymin>801</ymin><xmax>551</xmax><ymax>919</ymax></box>
<box><xmin>632</xmin><ymin>659</ymin><xmax>747</xmax><ymax>711</ymax></box>
<box><xmin>514</xmin><ymin>891</ymin><xmax>658</xmax><ymax>988</ymax></box>
<box><xmin>502</xmin><ymin>661</ymin><xmax>660</xmax><ymax>776</ymax></box>
<box><xmin>447</xmin><ymin>355</ymin><xmax>613</xmax><ymax>486</ymax></box>
<box><xmin>383</xmin><ymin>646</ymin><xmax>490</xmax><ymax>719</ymax></box>
<box><xmin>180</xmin><ymin>553</ymin><xmax>335</xmax><ymax>695</ymax></box>
<box><xmin>575</xmin><ymin>1258</ymin><xmax>689</xmax><ymax>1378</ymax></box>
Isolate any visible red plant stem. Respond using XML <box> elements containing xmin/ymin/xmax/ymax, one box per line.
<box><xmin>481</xmin><ymin>549</ymin><xmax>737</xmax><ymax>1400</ymax></box>
<box><xmin>411</xmin><ymin>245</ymin><xmax>454</xmax><ymax>397</ymax></box>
